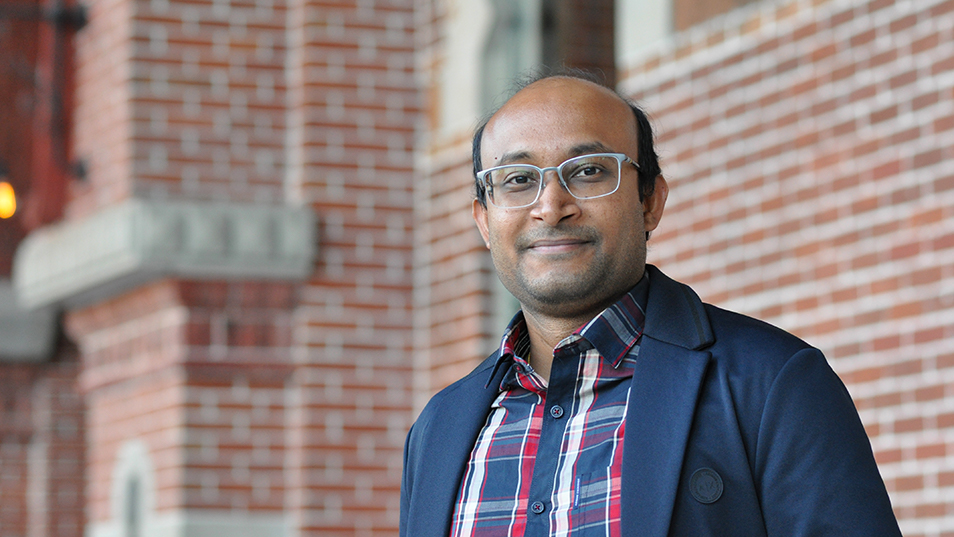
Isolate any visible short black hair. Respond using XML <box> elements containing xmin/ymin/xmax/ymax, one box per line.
<box><xmin>472</xmin><ymin>70</ymin><xmax>661</xmax><ymax>207</ymax></box>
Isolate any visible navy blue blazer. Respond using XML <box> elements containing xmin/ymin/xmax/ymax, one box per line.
<box><xmin>401</xmin><ymin>265</ymin><xmax>901</xmax><ymax>536</ymax></box>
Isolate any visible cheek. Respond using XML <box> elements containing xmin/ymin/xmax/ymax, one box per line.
<box><xmin>601</xmin><ymin>205</ymin><xmax>644</xmax><ymax>243</ymax></box>
<box><xmin>486</xmin><ymin>214</ymin><xmax>520</xmax><ymax>242</ymax></box>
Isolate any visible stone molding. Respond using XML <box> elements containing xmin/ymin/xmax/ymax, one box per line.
<box><xmin>13</xmin><ymin>199</ymin><xmax>316</xmax><ymax>309</ymax></box>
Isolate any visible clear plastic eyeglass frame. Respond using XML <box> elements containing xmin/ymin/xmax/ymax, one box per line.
<box><xmin>477</xmin><ymin>152</ymin><xmax>639</xmax><ymax>209</ymax></box>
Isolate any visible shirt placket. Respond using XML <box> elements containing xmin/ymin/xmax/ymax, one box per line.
<box><xmin>522</xmin><ymin>342</ymin><xmax>582</xmax><ymax>537</ymax></box>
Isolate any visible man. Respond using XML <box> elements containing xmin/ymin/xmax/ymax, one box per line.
<box><xmin>401</xmin><ymin>74</ymin><xmax>902</xmax><ymax>536</ymax></box>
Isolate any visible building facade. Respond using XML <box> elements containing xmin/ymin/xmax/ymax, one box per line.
<box><xmin>0</xmin><ymin>0</ymin><xmax>952</xmax><ymax>535</ymax></box>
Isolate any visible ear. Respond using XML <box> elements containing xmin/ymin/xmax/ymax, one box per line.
<box><xmin>473</xmin><ymin>198</ymin><xmax>491</xmax><ymax>249</ymax></box>
<box><xmin>642</xmin><ymin>175</ymin><xmax>668</xmax><ymax>232</ymax></box>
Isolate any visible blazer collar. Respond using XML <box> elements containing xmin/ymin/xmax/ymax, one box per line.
<box><xmin>643</xmin><ymin>264</ymin><xmax>715</xmax><ymax>350</ymax></box>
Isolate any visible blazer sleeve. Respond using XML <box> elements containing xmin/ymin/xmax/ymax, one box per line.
<box><xmin>399</xmin><ymin>420</ymin><xmax>415</xmax><ymax>537</ymax></box>
<box><xmin>755</xmin><ymin>347</ymin><xmax>901</xmax><ymax>536</ymax></box>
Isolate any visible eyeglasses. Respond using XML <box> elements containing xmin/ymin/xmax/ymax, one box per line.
<box><xmin>477</xmin><ymin>153</ymin><xmax>639</xmax><ymax>209</ymax></box>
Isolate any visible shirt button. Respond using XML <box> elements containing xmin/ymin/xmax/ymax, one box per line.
<box><xmin>550</xmin><ymin>405</ymin><xmax>564</xmax><ymax>419</ymax></box>
<box><xmin>530</xmin><ymin>500</ymin><xmax>546</xmax><ymax>514</ymax></box>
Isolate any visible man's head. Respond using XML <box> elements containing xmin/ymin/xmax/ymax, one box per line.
<box><xmin>473</xmin><ymin>74</ymin><xmax>662</xmax><ymax>208</ymax></box>
<box><xmin>472</xmin><ymin>74</ymin><xmax>668</xmax><ymax>321</ymax></box>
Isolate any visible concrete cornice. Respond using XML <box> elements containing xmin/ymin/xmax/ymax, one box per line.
<box><xmin>13</xmin><ymin>198</ymin><xmax>316</xmax><ymax>310</ymax></box>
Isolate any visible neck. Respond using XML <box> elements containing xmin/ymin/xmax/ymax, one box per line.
<box><xmin>521</xmin><ymin>307</ymin><xmax>596</xmax><ymax>383</ymax></box>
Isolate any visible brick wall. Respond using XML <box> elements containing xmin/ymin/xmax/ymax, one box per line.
<box><xmin>0</xmin><ymin>366</ymin><xmax>36</xmax><ymax>537</ymax></box>
<box><xmin>70</xmin><ymin>0</ymin><xmax>290</xmax><ymax>219</ymax></box>
<box><xmin>0</xmin><ymin>5</ymin><xmax>38</xmax><ymax>274</ymax></box>
<box><xmin>414</xmin><ymin>0</ymin><xmax>496</xmax><ymax>393</ymax></box>
<box><xmin>67</xmin><ymin>279</ymin><xmax>295</xmax><ymax>526</ymax></box>
<box><xmin>12</xmin><ymin>0</ymin><xmax>954</xmax><ymax>534</ymax></box>
<box><xmin>283</xmin><ymin>0</ymin><xmax>417</xmax><ymax>533</ymax></box>
<box><xmin>0</xmin><ymin>359</ymin><xmax>84</xmax><ymax>537</ymax></box>
<box><xmin>27</xmin><ymin>361</ymin><xmax>85</xmax><ymax>537</ymax></box>
<box><xmin>619</xmin><ymin>0</ymin><xmax>954</xmax><ymax>534</ymax></box>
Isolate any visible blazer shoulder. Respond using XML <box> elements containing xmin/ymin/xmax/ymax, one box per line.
<box><xmin>703</xmin><ymin>304</ymin><xmax>813</xmax><ymax>359</ymax></box>
<box><xmin>700</xmin><ymin>303</ymin><xmax>818</xmax><ymax>385</ymax></box>
<box><xmin>411</xmin><ymin>353</ymin><xmax>499</xmax><ymax>434</ymax></box>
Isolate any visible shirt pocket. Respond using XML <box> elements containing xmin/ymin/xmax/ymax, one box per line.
<box><xmin>572</xmin><ymin>471</ymin><xmax>618</xmax><ymax>536</ymax></box>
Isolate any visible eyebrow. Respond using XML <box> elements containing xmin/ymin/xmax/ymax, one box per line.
<box><xmin>567</xmin><ymin>142</ymin><xmax>615</xmax><ymax>157</ymax></box>
<box><xmin>494</xmin><ymin>142</ymin><xmax>618</xmax><ymax>167</ymax></box>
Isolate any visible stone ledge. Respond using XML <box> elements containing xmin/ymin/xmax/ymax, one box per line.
<box><xmin>13</xmin><ymin>199</ymin><xmax>316</xmax><ymax>309</ymax></box>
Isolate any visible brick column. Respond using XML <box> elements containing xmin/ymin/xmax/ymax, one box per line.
<box><xmin>13</xmin><ymin>0</ymin><xmax>314</xmax><ymax>536</ymax></box>
<box><xmin>66</xmin><ymin>280</ymin><xmax>294</xmax><ymax>535</ymax></box>
<box><xmin>0</xmin><ymin>358</ymin><xmax>84</xmax><ymax>537</ymax></box>
<box><xmin>0</xmin><ymin>366</ymin><xmax>37</xmax><ymax>537</ymax></box>
<box><xmin>27</xmin><ymin>359</ymin><xmax>85</xmax><ymax>537</ymax></box>
<box><xmin>282</xmin><ymin>0</ymin><xmax>418</xmax><ymax>534</ymax></box>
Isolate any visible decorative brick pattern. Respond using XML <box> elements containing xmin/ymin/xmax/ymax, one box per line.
<box><xmin>620</xmin><ymin>0</ymin><xmax>954</xmax><ymax>533</ymax></box>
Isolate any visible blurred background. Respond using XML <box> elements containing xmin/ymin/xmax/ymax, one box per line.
<box><xmin>0</xmin><ymin>0</ymin><xmax>951</xmax><ymax>535</ymax></box>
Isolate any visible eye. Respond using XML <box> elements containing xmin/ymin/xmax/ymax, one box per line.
<box><xmin>566</xmin><ymin>163</ymin><xmax>610</xmax><ymax>181</ymax></box>
<box><xmin>504</xmin><ymin>173</ymin><xmax>534</xmax><ymax>185</ymax></box>
<box><xmin>497</xmin><ymin>169</ymin><xmax>539</xmax><ymax>191</ymax></box>
<box><xmin>576</xmin><ymin>165</ymin><xmax>603</xmax><ymax>177</ymax></box>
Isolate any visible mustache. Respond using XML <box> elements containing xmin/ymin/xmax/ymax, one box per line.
<box><xmin>514</xmin><ymin>226</ymin><xmax>601</xmax><ymax>250</ymax></box>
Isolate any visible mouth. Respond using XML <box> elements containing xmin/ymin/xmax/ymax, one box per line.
<box><xmin>525</xmin><ymin>237</ymin><xmax>591</xmax><ymax>255</ymax></box>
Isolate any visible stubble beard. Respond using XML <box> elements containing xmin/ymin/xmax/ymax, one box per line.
<box><xmin>491</xmin><ymin>228</ymin><xmax>647</xmax><ymax>320</ymax></box>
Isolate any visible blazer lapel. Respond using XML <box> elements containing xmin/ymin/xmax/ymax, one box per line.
<box><xmin>619</xmin><ymin>265</ymin><xmax>715</xmax><ymax>536</ymax></box>
<box><xmin>621</xmin><ymin>338</ymin><xmax>711</xmax><ymax>536</ymax></box>
<box><xmin>407</xmin><ymin>355</ymin><xmax>507</xmax><ymax>535</ymax></box>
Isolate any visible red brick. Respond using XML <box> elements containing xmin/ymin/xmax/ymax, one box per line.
<box><xmin>893</xmin><ymin>416</ymin><xmax>923</xmax><ymax>433</ymax></box>
<box><xmin>932</xmin><ymin>54</ymin><xmax>954</xmax><ymax>76</ymax></box>
<box><xmin>914</xmin><ymin>148</ymin><xmax>944</xmax><ymax>169</ymax></box>
<box><xmin>850</xmin><ymin>28</ymin><xmax>877</xmax><ymax>48</ymax></box>
<box><xmin>915</xmin><ymin>385</ymin><xmax>946</xmax><ymax>403</ymax></box>
<box><xmin>869</xmin><ymin>104</ymin><xmax>898</xmax><ymax>124</ymax></box>
<box><xmin>829</xmin><ymin>7</ymin><xmax>856</xmax><ymax>28</ymax></box>
<box><xmin>892</xmin><ymin>475</ymin><xmax>924</xmax><ymax>492</ymax></box>
<box><xmin>867</xmin><ymin>0</ymin><xmax>896</xmax><ymax>14</ymax></box>
<box><xmin>931</xmin><ymin>0</ymin><xmax>954</xmax><ymax>17</ymax></box>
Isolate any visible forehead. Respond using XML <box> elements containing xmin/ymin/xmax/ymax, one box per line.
<box><xmin>481</xmin><ymin>78</ymin><xmax>637</xmax><ymax>167</ymax></box>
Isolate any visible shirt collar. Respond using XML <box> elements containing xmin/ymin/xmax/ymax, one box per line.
<box><xmin>485</xmin><ymin>272</ymin><xmax>650</xmax><ymax>388</ymax></box>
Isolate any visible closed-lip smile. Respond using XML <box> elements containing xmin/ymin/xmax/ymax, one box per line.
<box><xmin>526</xmin><ymin>238</ymin><xmax>590</xmax><ymax>253</ymax></box>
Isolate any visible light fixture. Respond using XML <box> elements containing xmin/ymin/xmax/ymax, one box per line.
<box><xmin>0</xmin><ymin>181</ymin><xmax>15</xmax><ymax>219</ymax></box>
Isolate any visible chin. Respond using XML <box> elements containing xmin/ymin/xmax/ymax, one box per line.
<box><xmin>519</xmin><ymin>278</ymin><xmax>599</xmax><ymax>309</ymax></box>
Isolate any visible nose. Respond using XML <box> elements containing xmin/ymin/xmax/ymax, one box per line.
<box><xmin>529</xmin><ymin>169</ymin><xmax>580</xmax><ymax>226</ymax></box>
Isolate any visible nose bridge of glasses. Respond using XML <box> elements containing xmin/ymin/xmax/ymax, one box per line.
<box><xmin>538</xmin><ymin>165</ymin><xmax>571</xmax><ymax>194</ymax></box>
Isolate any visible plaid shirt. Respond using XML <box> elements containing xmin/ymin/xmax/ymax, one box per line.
<box><xmin>450</xmin><ymin>276</ymin><xmax>649</xmax><ymax>537</ymax></box>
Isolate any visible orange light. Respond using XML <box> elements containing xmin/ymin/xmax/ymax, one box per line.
<box><xmin>0</xmin><ymin>182</ymin><xmax>16</xmax><ymax>219</ymax></box>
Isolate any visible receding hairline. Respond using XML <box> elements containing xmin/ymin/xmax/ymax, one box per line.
<box><xmin>486</xmin><ymin>76</ymin><xmax>635</xmax><ymax>130</ymax></box>
<box><xmin>479</xmin><ymin>76</ymin><xmax>640</xmax><ymax>158</ymax></box>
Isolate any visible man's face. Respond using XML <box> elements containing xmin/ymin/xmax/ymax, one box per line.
<box><xmin>473</xmin><ymin>78</ymin><xmax>668</xmax><ymax>320</ymax></box>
